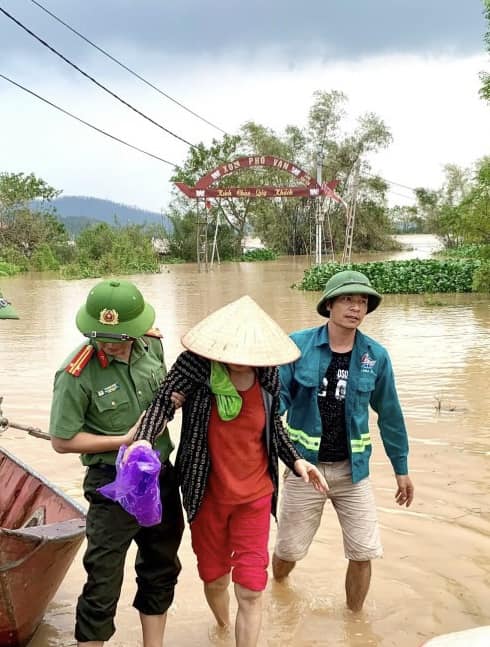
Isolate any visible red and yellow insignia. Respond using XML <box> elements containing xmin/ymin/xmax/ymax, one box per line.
<box><xmin>65</xmin><ymin>344</ymin><xmax>109</xmax><ymax>376</ymax></box>
<box><xmin>99</xmin><ymin>308</ymin><xmax>119</xmax><ymax>325</ymax></box>
<box><xmin>66</xmin><ymin>345</ymin><xmax>95</xmax><ymax>377</ymax></box>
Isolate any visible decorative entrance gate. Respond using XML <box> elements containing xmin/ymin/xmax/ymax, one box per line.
<box><xmin>174</xmin><ymin>155</ymin><xmax>348</xmax><ymax>270</ymax></box>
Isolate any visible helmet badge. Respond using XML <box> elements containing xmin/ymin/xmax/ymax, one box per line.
<box><xmin>99</xmin><ymin>308</ymin><xmax>119</xmax><ymax>326</ymax></box>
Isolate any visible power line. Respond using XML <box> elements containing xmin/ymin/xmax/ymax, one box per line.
<box><xmin>387</xmin><ymin>189</ymin><xmax>417</xmax><ymax>201</ymax></box>
<box><xmin>29</xmin><ymin>0</ymin><xmax>228</xmax><ymax>135</ymax></box>
<box><xmin>365</xmin><ymin>170</ymin><xmax>417</xmax><ymax>192</ymax></box>
<box><xmin>0</xmin><ymin>5</ymin><xmax>196</xmax><ymax>148</ymax></box>
<box><xmin>382</xmin><ymin>178</ymin><xmax>417</xmax><ymax>191</ymax></box>
<box><xmin>0</xmin><ymin>73</ymin><xmax>177</xmax><ymax>167</ymax></box>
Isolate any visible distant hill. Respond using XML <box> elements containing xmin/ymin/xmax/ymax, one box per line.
<box><xmin>33</xmin><ymin>195</ymin><xmax>172</xmax><ymax>236</ymax></box>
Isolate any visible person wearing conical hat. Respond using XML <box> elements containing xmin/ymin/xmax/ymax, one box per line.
<box><xmin>49</xmin><ymin>279</ymin><xmax>184</xmax><ymax>647</ymax></box>
<box><xmin>271</xmin><ymin>269</ymin><xmax>414</xmax><ymax>612</ymax></box>
<box><xmin>0</xmin><ymin>290</ymin><xmax>19</xmax><ymax>319</ymax></box>
<box><xmin>129</xmin><ymin>295</ymin><xmax>328</xmax><ymax>647</ymax></box>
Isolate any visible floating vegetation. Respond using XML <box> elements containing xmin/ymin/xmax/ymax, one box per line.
<box><xmin>296</xmin><ymin>259</ymin><xmax>482</xmax><ymax>294</ymax></box>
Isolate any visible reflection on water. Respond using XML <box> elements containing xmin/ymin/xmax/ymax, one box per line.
<box><xmin>0</xmin><ymin>235</ymin><xmax>489</xmax><ymax>646</ymax></box>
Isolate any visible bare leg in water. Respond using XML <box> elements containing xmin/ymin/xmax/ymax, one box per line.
<box><xmin>273</xmin><ymin>555</ymin><xmax>371</xmax><ymax>613</ymax></box>
<box><xmin>204</xmin><ymin>573</ymin><xmax>231</xmax><ymax>628</ymax></box>
<box><xmin>272</xmin><ymin>553</ymin><xmax>296</xmax><ymax>580</ymax></box>
<box><xmin>234</xmin><ymin>583</ymin><xmax>263</xmax><ymax>647</ymax></box>
<box><xmin>204</xmin><ymin>574</ymin><xmax>263</xmax><ymax>646</ymax></box>
<box><xmin>345</xmin><ymin>560</ymin><xmax>371</xmax><ymax>612</ymax></box>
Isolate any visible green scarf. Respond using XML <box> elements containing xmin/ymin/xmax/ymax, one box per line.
<box><xmin>210</xmin><ymin>361</ymin><xmax>242</xmax><ymax>421</ymax></box>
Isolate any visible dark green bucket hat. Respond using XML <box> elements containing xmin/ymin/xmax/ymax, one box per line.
<box><xmin>76</xmin><ymin>279</ymin><xmax>155</xmax><ymax>342</ymax></box>
<box><xmin>316</xmin><ymin>270</ymin><xmax>382</xmax><ymax>318</ymax></box>
<box><xmin>0</xmin><ymin>291</ymin><xmax>19</xmax><ymax>319</ymax></box>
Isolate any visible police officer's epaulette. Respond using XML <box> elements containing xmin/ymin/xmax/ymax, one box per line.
<box><xmin>65</xmin><ymin>344</ymin><xmax>109</xmax><ymax>376</ymax></box>
<box><xmin>65</xmin><ymin>344</ymin><xmax>95</xmax><ymax>377</ymax></box>
<box><xmin>144</xmin><ymin>328</ymin><xmax>163</xmax><ymax>338</ymax></box>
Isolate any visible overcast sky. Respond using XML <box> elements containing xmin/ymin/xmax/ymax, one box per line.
<box><xmin>0</xmin><ymin>0</ymin><xmax>488</xmax><ymax>211</ymax></box>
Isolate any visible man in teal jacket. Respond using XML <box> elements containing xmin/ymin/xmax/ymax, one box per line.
<box><xmin>272</xmin><ymin>270</ymin><xmax>414</xmax><ymax>612</ymax></box>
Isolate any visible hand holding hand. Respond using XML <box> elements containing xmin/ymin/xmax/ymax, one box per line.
<box><xmin>395</xmin><ymin>474</ymin><xmax>414</xmax><ymax>507</ymax></box>
<box><xmin>294</xmin><ymin>459</ymin><xmax>328</xmax><ymax>493</ymax></box>
<box><xmin>123</xmin><ymin>411</ymin><xmax>146</xmax><ymax>446</ymax></box>
<box><xmin>170</xmin><ymin>391</ymin><xmax>185</xmax><ymax>409</ymax></box>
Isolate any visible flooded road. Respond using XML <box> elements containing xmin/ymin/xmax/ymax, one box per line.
<box><xmin>0</xmin><ymin>235</ymin><xmax>489</xmax><ymax>646</ymax></box>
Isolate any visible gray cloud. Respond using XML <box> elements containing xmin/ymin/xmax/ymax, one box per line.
<box><xmin>0</xmin><ymin>0</ymin><xmax>486</xmax><ymax>65</ymax></box>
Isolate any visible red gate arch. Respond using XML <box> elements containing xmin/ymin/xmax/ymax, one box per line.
<box><xmin>175</xmin><ymin>155</ymin><xmax>339</xmax><ymax>199</ymax></box>
<box><xmin>173</xmin><ymin>155</ymin><xmax>344</xmax><ymax>270</ymax></box>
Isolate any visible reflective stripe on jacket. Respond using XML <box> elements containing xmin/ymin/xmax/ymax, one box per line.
<box><xmin>279</xmin><ymin>325</ymin><xmax>409</xmax><ymax>483</ymax></box>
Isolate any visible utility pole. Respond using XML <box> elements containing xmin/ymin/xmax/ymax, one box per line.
<box><xmin>315</xmin><ymin>145</ymin><xmax>324</xmax><ymax>265</ymax></box>
<box><xmin>196</xmin><ymin>199</ymin><xmax>208</xmax><ymax>272</ymax></box>
<box><xmin>210</xmin><ymin>201</ymin><xmax>221</xmax><ymax>268</ymax></box>
<box><xmin>341</xmin><ymin>159</ymin><xmax>361</xmax><ymax>264</ymax></box>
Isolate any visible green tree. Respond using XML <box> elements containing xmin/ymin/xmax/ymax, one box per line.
<box><xmin>414</xmin><ymin>159</ymin><xmax>490</xmax><ymax>248</ymax></box>
<box><xmin>62</xmin><ymin>222</ymin><xmax>160</xmax><ymax>278</ymax></box>
<box><xmin>480</xmin><ymin>0</ymin><xmax>490</xmax><ymax>102</ymax></box>
<box><xmin>76</xmin><ymin>223</ymin><xmax>115</xmax><ymax>260</ymax></box>
<box><xmin>169</xmin><ymin>91</ymin><xmax>394</xmax><ymax>259</ymax></box>
<box><xmin>306</xmin><ymin>91</ymin><xmax>393</xmax><ymax>256</ymax></box>
<box><xmin>458</xmin><ymin>157</ymin><xmax>490</xmax><ymax>243</ymax></box>
<box><xmin>389</xmin><ymin>205</ymin><xmax>424</xmax><ymax>233</ymax></box>
<box><xmin>0</xmin><ymin>172</ymin><xmax>59</xmax><ymax>212</ymax></box>
<box><xmin>0</xmin><ymin>172</ymin><xmax>67</xmax><ymax>267</ymax></box>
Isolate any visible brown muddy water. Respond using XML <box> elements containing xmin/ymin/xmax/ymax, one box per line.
<box><xmin>0</xmin><ymin>235</ymin><xmax>489</xmax><ymax>646</ymax></box>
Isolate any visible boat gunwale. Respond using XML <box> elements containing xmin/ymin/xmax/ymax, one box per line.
<box><xmin>0</xmin><ymin>446</ymin><xmax>87</xmax><ymax>520</ymax></box>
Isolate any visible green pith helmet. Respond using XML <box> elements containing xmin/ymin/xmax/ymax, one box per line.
<box><xmin>316</xmin><ymin>270</ymin><xmax>382</xmax><ymax>318</ymax></box>
<box><xmin>76</xmin><ymin>279</ymin><xmax>155</xmax><ymax>342</ymax></box>
<box><xmin>0</xmin><ymin>291</ymin><xmax>19</xmax><ymax>319</ymax></box>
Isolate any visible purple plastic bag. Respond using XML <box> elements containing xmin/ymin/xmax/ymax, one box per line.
<box><xmin>97</xmin><ymin>444</ymin><xmax>162</xmax><ymax>527</ymax></box>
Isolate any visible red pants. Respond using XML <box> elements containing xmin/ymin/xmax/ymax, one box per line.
<box><xmin>190</xmin><ymin>493</ymin><xmax>272</xmax><ymax>591</ymax></box>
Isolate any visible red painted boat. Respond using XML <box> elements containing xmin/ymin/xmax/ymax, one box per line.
<box><xmin>0</xmin><ymin>447</ymin><xmax>86</xmax><ymax>647</ymax></box>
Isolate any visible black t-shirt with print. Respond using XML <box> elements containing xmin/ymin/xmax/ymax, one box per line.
<box><xmin>317</xmin><ymin>350</ymin><xmax>351</xmax><ymax>462</ymax></box>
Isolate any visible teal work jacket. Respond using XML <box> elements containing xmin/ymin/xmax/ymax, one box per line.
<box><xmin>279</xmin><ymin>325</ymin><xmax>409</xmax><ymax>483</ymax></box>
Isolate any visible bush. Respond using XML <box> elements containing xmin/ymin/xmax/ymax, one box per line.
<box><xmin>241</xmin><ymin>249</ymin><xmax>278</xmax><ymax>262</ymax></box>
<box><xmin>472</xmin><ymin>262</ymin><xmax>490</xmax><ymax>292</ymax></box>
<box><xmin>442</xmin><ymin>244</ymin><xmax>490</xmax><ymax>260</ymax></box>
<box><xmin>30</xmin><ymin>244</ymin><xmax>60</xmax><ymax>271</ymax></box>
<box><xmin>0</xmin><ymin>260</ymin><xmax>21</xmax><ymax>276</ymax></box>
<box><xmin>0</xmin><ymin>246</ymin><xmax>29</xmax><ymax>271</ymax></box>
<box><xmin>59</xmin><ymin>223</ymin><xmax>161</xmax><ymax>278</ymax></box>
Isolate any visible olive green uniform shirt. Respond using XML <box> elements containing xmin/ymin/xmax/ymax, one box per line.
<box><xmin>49</xmin><ymin>336</ymin><xmax>173</xmax><ymax>466</ymax></box>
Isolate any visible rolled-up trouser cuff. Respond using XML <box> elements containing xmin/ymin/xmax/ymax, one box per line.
<box><xmin>134</xmin><ymin>586</ymin><xmax>176</xmax><ymax>615</ymax></box>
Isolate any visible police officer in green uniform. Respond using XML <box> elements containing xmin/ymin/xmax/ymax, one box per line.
<box><xmin>0</xmin><ymin>290</ymin><xmax>19</xmax><ymax>319</ymax></box>
<box><xmin>49</xmin><ymin>279</ymin><xmax>184</xmax><ymax>647</ymax></box>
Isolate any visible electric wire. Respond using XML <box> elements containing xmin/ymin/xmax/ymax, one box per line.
<box><xmin>387</xmin><ymin>189</ymin><xmax>417</xmax><ymax>201</ymax></box>
<box><xmin>0</xmin><ymin>4</ymin><xmax>421</xmax><ymax>198</ymax></box>
<box><xmin>383</xmin><ymin>177</ymin><xmax>417</xmax><ymax>192</ymax></box>
<box><xmin>365</xmin><ymin>170</ymin><xmax>417</xmax><ymax>192</ymax></box>
<box><xmin>29</xmin><ymin>0</ymin><xmax>228</xmax><ymax>135</ymax></box>
<box><xmin>0</xmin><ymin>73</ymin><xmax>177</xmax><ymax>167</ymax></box>
<box><xmin>0</xmin><ymin>5</ymin><xmax>196</xmax><ymax>148</ymax></box>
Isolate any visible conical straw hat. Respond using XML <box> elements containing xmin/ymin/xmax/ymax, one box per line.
<box><xmin>181</xmin><ymin>295</ymin><xmax>300</xmax><ymax>367</ymax></box>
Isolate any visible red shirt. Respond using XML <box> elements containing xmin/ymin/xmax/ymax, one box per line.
<box><xmin>207</xmin><ymin>378</ymin><xmax>273</xmax><ymax>504</ymax></box>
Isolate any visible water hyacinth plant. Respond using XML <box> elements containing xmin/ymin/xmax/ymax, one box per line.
<box><xmin>296</xmin><ymin>259</ymin><xmax>483</xmax><ymax>294</ymax></box>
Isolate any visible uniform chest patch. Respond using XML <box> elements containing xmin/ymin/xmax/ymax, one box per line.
<box><xmin>97</xmin><ymin>383</ymin><xmax>120</xmax><ymax>397</ymax></box>
<box><xmin>360</xmin><ymin>353</ymin><xmax>376</xmax><ymax>373</ymax></box>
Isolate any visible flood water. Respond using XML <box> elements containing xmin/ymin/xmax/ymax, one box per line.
<box><xmin>0</xmin><ymin>235</ymin><xmax>489</xmax><ymax>646</ymax></box>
